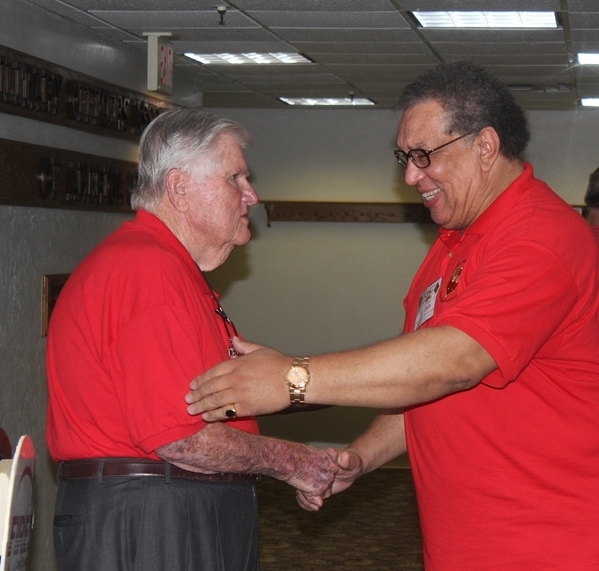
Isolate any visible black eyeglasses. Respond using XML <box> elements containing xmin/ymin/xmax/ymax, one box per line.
<box><xmin>394</xmin><ymin>132</ymin><xmax>473</xmax><ymax>169</ymax></box>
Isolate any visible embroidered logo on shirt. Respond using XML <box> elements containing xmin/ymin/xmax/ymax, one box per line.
<box><xmin>445</xmin><ymin>266</ymin><xmax>463</xmax><ymax>297</ymax></box>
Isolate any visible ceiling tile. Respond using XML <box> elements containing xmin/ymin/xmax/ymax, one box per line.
<box><xmin>244</xmin><ymin>10</ymin><xmax>412</xmax><ymax>29</ymax></box>
<box><xmin>19</xmin><ymin>0</ymin><xmax>599</xmax><ymax>110</ymax></box>
<box><xmin>87</xmin><ymin>10</ymin><xmax>259</xmax><ymax>29</ymax></box>
<box><xmin>233</xmin><ymin>0</ymin><xmax>398</xmax><ymax>10</ymax></box>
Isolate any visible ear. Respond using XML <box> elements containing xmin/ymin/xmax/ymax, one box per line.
<box><xmin>165</xmin><ymin>168</ymin><xmax>190</xmax><ymax>213</ymax></box>
<box><xmin>477</xmin><ymin>126</ymin><xmax>501</xmax><ymax>172</ymax></box>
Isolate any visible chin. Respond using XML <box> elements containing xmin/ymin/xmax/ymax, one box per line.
<box><xmin>235</xmin><ymin>231</ymin><xmax>252</xmax><ymax>246</ymax></box>
<box><xmin>430</xmin><ymin>208</ymin><xmax>454</xmax><ymax>228</ymax></box>
<box><xmin>430</xmin><ymin>212</ymin><xmax>446</xmax><ymax>226</ymax></box>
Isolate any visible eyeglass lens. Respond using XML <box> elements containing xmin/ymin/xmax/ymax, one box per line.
<box><xmin>394</xmin><ymin>132</ymin><xmax>472</xmax><ymax>170</ymax></box>
<box><xmin>395</xmin><ymin>149</ymin><xmax>430</xmax><ymax>169</ymax></box>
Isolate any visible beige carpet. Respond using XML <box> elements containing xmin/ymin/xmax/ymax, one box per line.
<box><xmin>258</xmin><ymin>468</ymin><xmax>423</xmax><ymax>570</ymax></box>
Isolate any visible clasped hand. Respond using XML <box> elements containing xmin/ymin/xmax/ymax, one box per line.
<box><xmin>296</xmin><ymin>448</ymin><xmax>364</xmax><ymax>512</ymax></box>
<box><xmin>185</xmin><ymin>339</ymin><xmax>365</xmax><ymax>510</ymax></box>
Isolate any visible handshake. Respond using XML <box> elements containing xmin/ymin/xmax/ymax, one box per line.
<box><xmin>288</xmin><ymin>446</ymin><xmax>364</xmax><ymax>512</ymax></box>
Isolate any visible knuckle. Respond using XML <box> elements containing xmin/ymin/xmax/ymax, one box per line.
<box><xmin>201</xmin><ymin>379</ymin><xmax>214</xmax><ymax>396</ymax></box>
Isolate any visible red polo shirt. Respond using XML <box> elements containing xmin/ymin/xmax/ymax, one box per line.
<box><xmin>403</xmin><ymin>164</ymin><xmax>599</xmax><ymax>569</ymax></box>
<box><xmin>47</xmin><ymin>210</ymin><xmax>258</xmax><ymax>461</ymax></box>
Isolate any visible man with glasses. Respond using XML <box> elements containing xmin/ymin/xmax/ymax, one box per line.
<box><xmin>187</xmin><ymin>61</ymin><xmax>599</xmax><ymax>570</ymax></box>
<box><xmin>46</xmin><ymin>109</ymin><xmax>338</xmax><ymax>571</ymax></box>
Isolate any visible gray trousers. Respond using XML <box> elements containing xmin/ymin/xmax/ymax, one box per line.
<box><xmin>53</xmin><ymin>476</ymin><xmax>260</xmax><ymax>571</ymax></box>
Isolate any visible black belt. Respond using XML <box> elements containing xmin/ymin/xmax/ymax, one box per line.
<box><xmin>58</xmin><ymin>459</ymin><xmax>262</xmax><ymax>483</ymax></box>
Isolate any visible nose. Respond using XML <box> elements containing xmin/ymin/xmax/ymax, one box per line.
<box><xmin>243</xmin><ymin>180</ymin><xmax>259</xmax><ymax>206</ymax></box>
<box><xmin>403</xmin><ymin>159</ymin><xmax>426</xmax><ymax>187</ymax></box>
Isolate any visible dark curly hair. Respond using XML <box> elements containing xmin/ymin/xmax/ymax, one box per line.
<box><xmin>584</xmin><ymin>166</ymin><xmax>599</xmax><ymax>208</ymax></box>
<box><xmin>397</xmin><ymin>61</ymin><xmax>530</xmax><ymax>160</ymax></box>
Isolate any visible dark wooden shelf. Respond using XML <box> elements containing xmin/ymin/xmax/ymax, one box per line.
<box><xmin>262</xmin><ymin>201</ymin><xmax>433</xmax><ymax>225</ymax></box>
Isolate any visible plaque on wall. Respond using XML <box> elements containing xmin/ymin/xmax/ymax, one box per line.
<box><xmin>0</xmin><ymin>137</ymin><xmax>136</xmax><ymax>212</ymax></box>
<box><xmin>0</xmin><ymin>44</ymin><xmax>176</xmax><ymax>141</ymax></box>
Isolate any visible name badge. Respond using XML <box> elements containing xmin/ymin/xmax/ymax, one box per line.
<box><xmin>415</xmin><ymin>278</ymin><xmax>442</xmax><ymax>330</ymax></box>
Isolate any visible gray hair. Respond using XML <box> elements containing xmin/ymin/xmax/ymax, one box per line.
<box><xmin>131</xmin><ymin>109</ymin><xmax>252</xmax><ymax>211</ymax></box>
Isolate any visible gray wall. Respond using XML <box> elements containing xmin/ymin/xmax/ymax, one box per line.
<box><xmin>206</xmin><ymin>106</ymin><xmax>599</xmax><ymax>446</ymax></box>
<box><xmin>1</xmin><ymin>1</ymin><xmax>598</xmax><ymax>570</ymax></box>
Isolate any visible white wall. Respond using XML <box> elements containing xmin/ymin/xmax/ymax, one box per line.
<box><xmin>206</xmin><ymin>106</ymin><xmax>599</xmax><ymax>442</ymax></box>
<box><xmin>204</xmin><ymin>107</ymin><xmax>436</xmax><ymax>443</ymax></box>
<box><xmin>524</xmin><ymin>110</ymin><xmax>599</xmax><ymax>203</ymax></box>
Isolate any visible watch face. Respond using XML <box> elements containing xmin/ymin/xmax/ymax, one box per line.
<box><xmin>287</xmin><ymin>365</ymin><xmax>309</xmax><ymax>388</ymax></box>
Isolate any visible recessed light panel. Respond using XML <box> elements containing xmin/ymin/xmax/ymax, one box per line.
<box><xmin>578</xmin><ymin>53</ymin><xmax>599</xmax><ymax>65</ymax></box>
<box><xmin>581</xmin><ymin>98</ymin><xmax>599</xmax><ymax>107</ymax></box>
<box><xmin>279</xmin><ymin>97</ymin><xmax>376</xmax><ymax>106</ymax></box>
<box><xmin>184</xmin><ymin>53</ymin><xmax>311</xmax><ymax>65</ymax></box>
<box><xmin>412</xmin><ymin>11</ymin><xmax>557</xmax><ymax>29</ymax></box>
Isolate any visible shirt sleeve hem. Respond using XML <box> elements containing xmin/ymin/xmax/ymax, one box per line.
<box><xmin>436</xmin><ymin>317</ymin><xmax>517</xmax><ymax>388</ymax></box>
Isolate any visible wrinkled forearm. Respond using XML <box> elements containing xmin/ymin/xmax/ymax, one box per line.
<box><xmin>155</xmin><ymin>422</ymin><xmax>338</xmax><ymax>494</ymax></box>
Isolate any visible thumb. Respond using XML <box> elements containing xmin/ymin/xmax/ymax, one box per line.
<box><xmin>338</xmin><ymin>448</ymin><xmax>364</xmax><ymax>472</ymax></box>
<box><xmin>232</xmin><ymin>337</ymin><xmax>264</xmax><ymax>356</ymax></box>
<box><xmin>337</xmin><ymin>450</ymin><xmax>355</xmax><ymax>470</ymax></box>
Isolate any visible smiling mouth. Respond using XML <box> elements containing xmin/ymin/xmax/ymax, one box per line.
<box><xmin>421</xmin><ymin>188</ymin><xmax>441</xmax><ymax>202</ymax></box>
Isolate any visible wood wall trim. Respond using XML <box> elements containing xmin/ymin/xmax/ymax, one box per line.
<box><xmin>262</xmin><ymin>201</ymin><xmax>433</xmax><ymax>225</ymax></box>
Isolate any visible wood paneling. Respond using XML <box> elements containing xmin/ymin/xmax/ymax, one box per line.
<box><xmin>0</xmin><ymin>138</ymin><xmax>135</xmax><ymax>212</ymax></box>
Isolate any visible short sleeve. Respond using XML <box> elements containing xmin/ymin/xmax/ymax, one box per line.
<box><xmin>436</xmin><ymin>240</ymin><xmax>578</xmax><ymax>387</ymax></box>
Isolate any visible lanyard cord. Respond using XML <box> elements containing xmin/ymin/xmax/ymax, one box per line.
<box><xmin>199</xmin><ymin>271</ymin><xmax>238</xmax><ymax>358</ymax></box>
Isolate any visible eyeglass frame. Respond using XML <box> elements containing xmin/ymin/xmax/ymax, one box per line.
<box><xmin>394</xmin><ymin>132</ymin><xmax>473</xmax><ymax>169</ymax></box>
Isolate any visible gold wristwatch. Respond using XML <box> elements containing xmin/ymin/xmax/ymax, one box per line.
<box><xmin>284</xmin><ymin>356</ymin><xmax>310</xmax><ymax>407</ymax></box>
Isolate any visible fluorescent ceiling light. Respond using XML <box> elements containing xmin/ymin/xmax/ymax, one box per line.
<box><xmin>412</xmin><ymin>11</ymin><xmax>557</xmax><ymax>29</ymax></box>
<box><xmin>184</xmin><ymin>52</ymin><xmax>311</xmax><ymax>65</ymax></box>
<box><xmin>581</xmin><ymin>98</ymin><xmax>599</xmax><ymax>107</ymax></box>
<box><xmin>279</xmin><ymin>97</ymin><xmax>375</xmax><ymax>106</ymax></box>
<box><xmin>578</xmin><ymin>53</ymin><xmax>599</xmax><ymax>65</ymax></box>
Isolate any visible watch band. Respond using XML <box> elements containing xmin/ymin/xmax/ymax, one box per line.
<box><xmin>293</xmin><ymin>356</ymin><xmax>310</xmax><ymax>368</ymax></box>
<box><xmin>289</xmin><ymin>389</ymin><xmax>305</xmax><ymax>406</ymax></box>
<box><xmin>288</xmin><ymin>356</ymin><xmax>310</xmax><ymax>407</ymax></box>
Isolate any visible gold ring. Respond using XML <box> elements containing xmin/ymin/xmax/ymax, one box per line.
<box><xmin>224</xmin><ymin>404</ymin><xmax>237</xmax><ymax>419</ymax></box>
